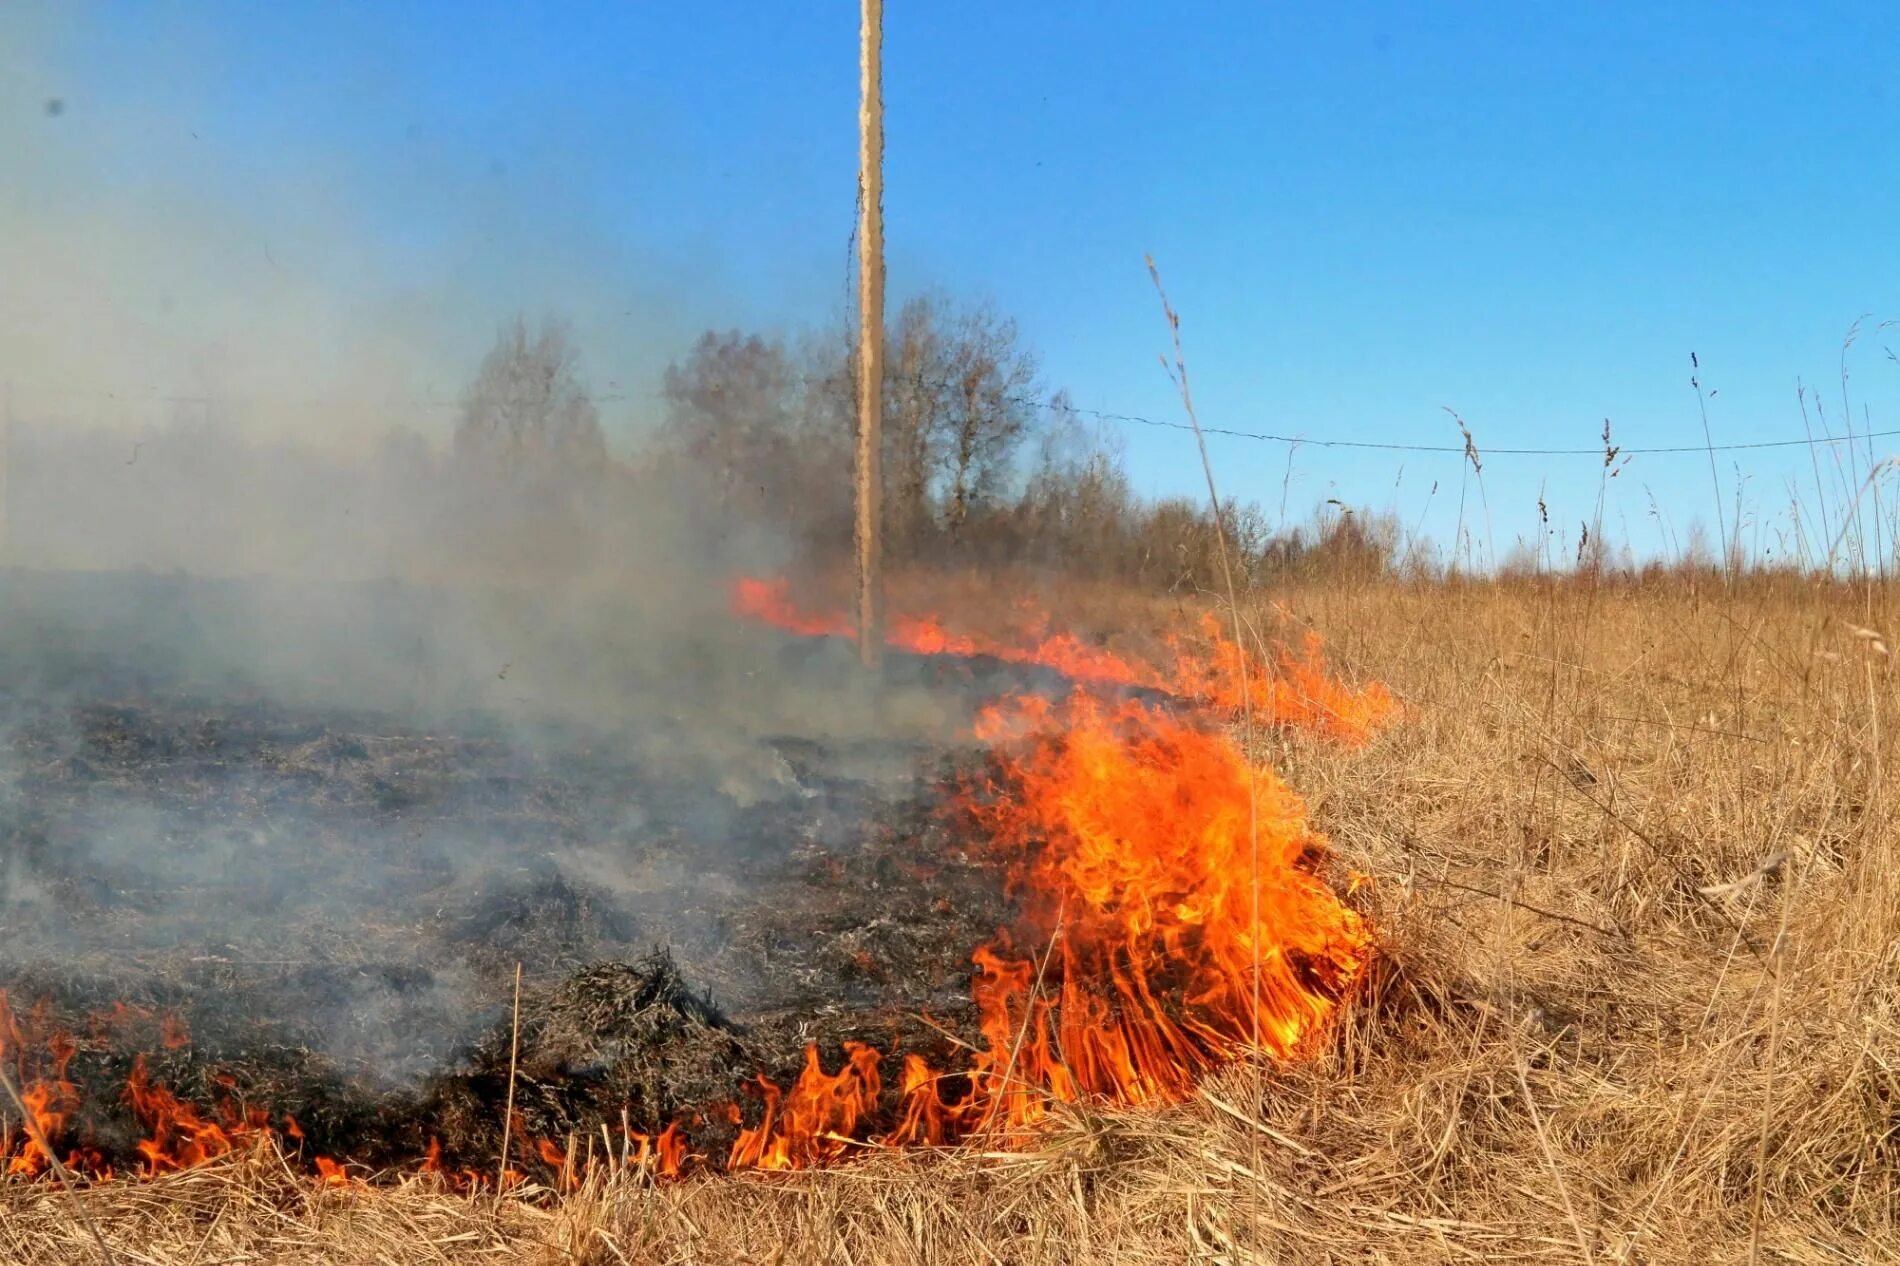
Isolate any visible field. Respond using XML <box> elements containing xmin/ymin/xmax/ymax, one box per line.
<box><xmin>2</xmin><ymin>571</ymin><xmax>1894</xmax><ymax>1265</ymax></box>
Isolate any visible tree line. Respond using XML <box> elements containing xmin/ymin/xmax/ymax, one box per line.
<box><xmin>444</xmin><ymin>297</ymin><xmax>1405</xmax><ymax>591</ymax></box>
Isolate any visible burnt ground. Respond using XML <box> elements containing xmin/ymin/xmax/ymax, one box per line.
<box><xmin>0</xmin><ymin>571</ymin><xmax>1087</xmax><ymax>1174</ymax></box>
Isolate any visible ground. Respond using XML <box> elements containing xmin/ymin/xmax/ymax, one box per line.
<box><xmin>0</xmin><ymin>571</ymin><xmax>1079</xmax><ymax>1175</ymax></box>
<box><xmin>2</xmin><ymin>573</ymin><xmax>1895</xmax><ymax>1264</ymax></box>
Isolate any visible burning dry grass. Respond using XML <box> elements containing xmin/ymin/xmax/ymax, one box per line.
<box><xmin>3</xmin><ymin>574</ymin><xmax>1895</xmax><ymax>1263</ymax></box>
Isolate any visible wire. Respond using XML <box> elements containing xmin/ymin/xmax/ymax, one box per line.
<box><xmin>1028</xmin><ymin>395</ymin><xmax>1900</xmax><ymax>457</ymax></box>
<box><xmin>10</xmin><ymin>379</ymin><xmax>1900</xmax><ymax>459</ymax></box>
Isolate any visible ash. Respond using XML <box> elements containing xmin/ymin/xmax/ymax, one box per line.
<box><xmin>0</xmin><ymin>570</ymin><xmax>1025</xmax><ymax>1170</ymax></box>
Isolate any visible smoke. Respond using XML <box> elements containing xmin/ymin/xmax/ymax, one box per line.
<box><xmin>0</xmin><ymin>562</ymin><xmax>982</xmax><ymax>1088</ymax></box>
<box><xmin>6</xmin><ymin>20</ymin><xmax>441</xmax><ymax>454</ymax></box>
<box><xmin>0</xmin><ymin>11</ymin><xmax>983</xmax><ymax>1097</ymax></box>
<box><xmin>0</xmin><ymin>7</ymin><xmax>850</xmax><ymax>723</ymax></box>
<box><xmin>0</xmin><ymin>5</ymin><xmax>715</xmax><ymax>458</ymax></box>
<box><xmin>0</xmin><ymin>8</ymin><xmax>861</xmax><ymax>726</ymax></box>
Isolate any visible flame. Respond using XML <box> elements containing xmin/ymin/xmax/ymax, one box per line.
<box><xmin>731</xmin><ymin>576</ymin><xmax>853</xmax><ymax>639</ymax></box>
<box><xmin>717</xmin><ymin>577</ymin><xmax>1383</xmax><ymax>1170</ymax></box>
<box><xmin>159</xmin><ymin>1015</ymin><xmax>192</xmax><ymax>1050</ymax></box>
<box><xmin>419</xmin><ymin>1135</ymin><xmax>492</xmax><ymax>1191</ymax></box>
<box><xmin>964</xmin><ymin>692</ymin><xmax>1372</xmax><ymax>1079</ymax></box>
<box><xmin>1168</xmin><ymin>615</ymin><xmax>1396</xmax><ymax>744</ymax></box>
<box><xmin>4</xmin><ymin>578</ymin><xmax>1386</xmax><ymax>1186</ymax></box>
<box><xmin>730</xmin><ymin>576</ymin><xmax>1148</xmax><ymax>689</ymax></box>
<box><xmin>1</xmin><ymin>993</ymin><xmax>81</xmax><ymax>1178</ymax></box>
<box><xmin>727</xmin><ymin>576</ymin><xmax>1396</xmax><ymax>744</ymax></box>
<box><xmin>728</xmin><ymin>1041</ymin><xmax>884</xmax><ymax>1170</ymax></box>
<box><xmin>124</xmin><ymin>1055</ymin><xmax>275</xmax><ymax>1174</ymax></box>
<box><xmin>626</xmin><ymin>1121</ymin><xmax>688</xmax><ymax>1176</ymax></box>
<box><xmin>1</xmin><ymin>987</ymin><xmax>687</xmax><ymax>1188</ymax></box>
<box><xmin>313</xmin><ymin>1156</ymin><xmax>361</xmax><ymax>1188</ymax></box>
<box><xmin>1</xmin><ymin>992</ymin><xmax>298</xmax><ymax>1181</ymax></box>
<box><xmin>526</xmin><ymin>1124</ymin><xmax>687</xmax><ymax>1187</ymax></box>
<box><xmin>725</xmin><ymin>690</ymin><xmax>1375</xmax><ymax>1167</ymax></box>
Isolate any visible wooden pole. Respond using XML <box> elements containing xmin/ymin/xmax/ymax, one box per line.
<box><xmin>1</xmin><ymin>381</ymin><xmax>12</xmax><ymax>567</ymax></box>
<box><xmin>854</xmin><ymin>0</ymin><xmax>885</xmax><ymax>668</ymax></box>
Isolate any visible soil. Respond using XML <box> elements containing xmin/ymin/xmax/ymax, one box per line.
<box><xmin>0</xmin><ymin>574</ymin><xmax>1045</xmax><ymax>1176</ymax></box>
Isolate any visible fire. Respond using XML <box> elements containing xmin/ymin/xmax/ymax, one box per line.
<box><xmin>418</xmin><ymin>1135</ymin><xmax>494</xmax><ymax>1190</ymax></box>
<box><xmin>628</xmin><ymin>1121</ymin><xmax>688</xmax><ymax>1176</ymax></box>
<box><xmin>724</xmin><ymin>689</ymin><xmax>1375</xmax><ymax>1165</ymax></box>
<box><xmin>4</xmin><ymin>577</ymin><xmax>1386</xmax><ymax>1188</ymax></box>
<box><xmin>728</xmin><ymin>575</ymin><xmax>1395</xmax><ymax>744</ymax></box>
<box><xmin>731</xmin><ymin>576</ymin><xmax>1150</xmax><ymax>690</ymax></box>
<box><xmin>125</xmin><ymin>1056</ymin><xmax>277</xmax><ymax>1174</ymax></box>
<box><xmin>727</xmin><ymin>1042</ymin><xmax>885</xmax><ymax>1170</ymax></box>
<box><xmin>532</xmin><ymin>1122</ymin><xmax>689</xmax><ymax>1186</ymax></box>
<box><xmin>717</xmin><ymin>576</ymin><xmax>1384</xmax><ymax>1169</ymax></box>
<box><xmin>0</xmin><ymin>992</ymin><xmax>323</xmax><ymax>1183</ymax></box>
<box><xmin>966</xmin><ymin>692</ymin><xmax>1371</xmax><ymax>1072</ymax></box>
<box><xmin>2</xmin><ymin>992</ymin><xmax>83</xmax><ymax>1178</ymax></box>
<box><xmin>314</xmin><ymin>1156</ymin><xmax>360</xmax><ymax>1188</ymax></box>
<box><xmin>731</xmin><ymin>575</ymin><xmax>853</xmax><ymax>639</ymax></box>
<box><xmin>1168</xmin><ymin>615</ymin><xmax>1396</xmax><ymax>744</ymax></box>
<box><xmin>4</xmin><ymin>978</ymin><xmax>693</xmax><ymax>1191</ymax></box>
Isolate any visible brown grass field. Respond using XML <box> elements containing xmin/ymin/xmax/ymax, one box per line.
<box><xmin>2</xmin><ymin>573</ymin><xmax>1893</xmax><ymax>1265</ymax></box>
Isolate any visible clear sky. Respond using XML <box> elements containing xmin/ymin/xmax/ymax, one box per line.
<box><xmin>6</xmin><ymin>2</ymin><xmax>1898</xmax><ymax>564</ymax></box>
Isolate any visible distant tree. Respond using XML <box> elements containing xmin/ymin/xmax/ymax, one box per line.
<box><xmin>876</xmin><ymin>294</ymin><xmax>1041</xmax><ymax>552</ymax></box>
<box><xmin>660</xmin><ymin>330</ymin><xmax>801</xmax><ymax>519</ymax></box>
<box><xmin>1682</xmin><ymin>520</ymin><xmax>1718</xmax><ymax>574</ymax></box>
<box><xmin>1308</xmin><ymin>505</ymin><xmax>1400</xmax><ymax>580</ymax></box>
<box><xmin>1497</xmin><ymin>537</ymin><xmax>1542</xmax><ymax>579</ymax></box>
<box><xmin>1133</xmin><ymin>498</ymin><xmax>1216</xmax><ymax>590</ymax></box>
<box><xmin>883</xmin><ymin>297</ymin><xmax>953</xmax><ymax>554</ymax></box>
<box><xmin>453</xmin><ymin>316</ymin><xmax>607</xmax><ymax>481</ymax></box>
<box><xmin>935</xmin><ymin>303</ymin><xmax>1040</xmax><ymax>542</ymax></box>
<box><xmin>1015</xmin><ymin>391</ymin><xmax>1138</xmax><ymax>574</ymax></box>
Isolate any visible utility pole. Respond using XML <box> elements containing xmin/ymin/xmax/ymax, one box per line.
<box><xmin>0</xmin><ymin>381</ymin><xmax>11</xmax><ymax>567</ymax></box>
<box><xmin>854</xmin><ymin>0</ymin><xmax>885</xmax><ymax>669</ymax></box>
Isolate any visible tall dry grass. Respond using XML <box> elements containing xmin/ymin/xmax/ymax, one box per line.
<box><xmin>1</xmin><ymin>575</ymin><xmax>1893</xmax><ymax>1265</ymax></box>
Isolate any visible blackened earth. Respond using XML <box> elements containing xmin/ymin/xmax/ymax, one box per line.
<box><xmin>0</xmin><ymin>571</ymin><xmax>1086</xmax><ymax>1174</ymax></box>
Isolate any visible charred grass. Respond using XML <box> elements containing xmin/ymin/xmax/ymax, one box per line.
<box><xmin>3</xmin><ymin>574</ymin><xmax>1896</xmax><ymax>1264</ymax></box>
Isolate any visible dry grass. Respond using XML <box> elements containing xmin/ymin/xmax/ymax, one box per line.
<box><xmin>3</xmin><ymin>575</ymin><xmax>1894</xmax><ymax>1265</ymax></box>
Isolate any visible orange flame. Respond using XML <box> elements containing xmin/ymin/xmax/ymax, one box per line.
<box><xmin>728</xmin><ymin>576</ymin><xmax>1396</xmax><ymax>743</ymax></box>
<box><xmin>159</xmin><ymin>1014</ymin><xmax>192</xmax><ymax>1050</ymax></box>
<box><xmin>964</xmin><ymin>692</ymin><xmax>1373</xmax><ymax>1080</ymax></box>
<box><xmin>727</xmin><ymin>1041</ymin><xmax>884</xmax><ymax>1171</ymax></box>
<box><xmin>626</xmin><ymin>1121</ymin><xmax>688</xmax><ymax>1176</ymax></box>
<box><xmin>313</xmin><ymin>1156</ymin><xmax>362</xmax><ymax>1188</ymax></box>
<box><xmin>124</xmin><ymin>1055</ymin><xmax>274</xmax><ymax>1174</ymax></box>
<box><xmin>730</xmin><ymin>576</ymin><xmax>853</xmax><ymax>639</ymax></box>
<box><xmin>4</xmin><ymin>578</ymin><xmax>1386</xmax><ymax>1187</ymax></box>
<box><xmin>718</xmin><ymin>576</ymin><xmax>1383</xmax><ymax>1170</ymax></box>
<box><xmin>727</xmin><ymin>689</ymin><xmax>1375</xmax><ymax>1168</ymax></box>
<box><xmin>1</xmin><ymin>992</ymin><xmax>83</xmax><ymax>1178</ymax></box>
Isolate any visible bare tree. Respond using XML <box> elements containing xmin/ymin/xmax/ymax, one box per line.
<box><xmin>454</xmin><ymin>316</ymin><xmax>606</xmax><ymax>481</ymax></box>
<box><xmin>936</xmin><ymin>303</ymin><xmax>1039</xmax><ymax>541</ymax></box>
<box><xmin>660</xmin><ymin>331</ymin><xmax>800</xmax><ymax>519</ymax></box>
<box><xmin>868</xmin><ymin>294</ymin><xmax>1041</xmax><ymax>553</ymax></box>
<box><xmin>1014</xmin><ymin>391</ymin><xmax>1137</xmax><ymax>575</ymax></box>
<box><xmin>883</xmin><ymin>297</ymin><xmax>953</xmax><ymax>553</ymax></box>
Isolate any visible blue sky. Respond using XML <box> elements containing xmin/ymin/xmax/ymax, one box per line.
<box><xmin>7</xmin><ymin>2</ymin><xmax>1899</xmax><ymax>563</ymax></box>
